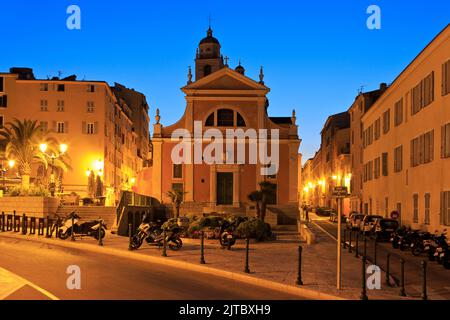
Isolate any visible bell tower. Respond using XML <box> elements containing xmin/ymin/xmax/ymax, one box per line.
<box><xmin>195</xmin><ymin>26</ymin><xmax>224</xmax><ymax>80</ymax></box>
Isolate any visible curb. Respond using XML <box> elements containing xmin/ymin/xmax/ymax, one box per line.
<box><xmin>0</xmin><ymin>232</ymin><xmax>344</xmax><ymax>300</ymax></box>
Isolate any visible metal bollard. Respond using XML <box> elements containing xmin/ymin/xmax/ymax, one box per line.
<box><xmin>421</xmin><ymin>260</ymin><xmax>428</xmax><ymax>300</ymax></box>
<box><xmin>360</xmin><ymin>256</ymin><xmax>368</xmax><ymax>300</ymax></box>
<box><xmin>363</xmin><ymin>235</ymin><xmax>367</xmax><ymax>257</ymax></box>
<box><xmin>399</xmin><ymin>258</ymin><xmax>406</xmax><ymax>297</ymax></box>
<box><xmin>200</xmin><ymin>231</ymin><xmax>206</xmax><ymax>264</ymax></box>
<box><xmin>21</xmin><ymin>214</ymin><xmax>27</xmax><ymax>235</ymax></box>
<box><xmin>343</xmin><ymin>229</ymin><xmax>347</xmax><ymax>248</ymax></box>
<box><xmin>386</xmin><ymin>253</ymin><xmax>391</xmax><ymax>286</ymax></box>
<box><xmin>13</xmin><ymin>211</ymin><xmax>18</xmax><ymax>232</ymax></box>
<box><xmin>46</xmin><ymin>216</ymin><xmax>51</xmax><ymax>238</ymax></box>
<box><xmin>373</xmin><ymin>238</ymin><xmax>378</xmax><ymax>265</ymax></box>
<box><xmin>296</xmin><ymin>245</ymin><xmax>303</xmax><ymax>285</ymax></box>
<box><xmin>71</xmin><ymin>216</ymin><xmax>75</xmax><ymax>241</ymax></box>
<box><xmin>38</xmin><ymin>218</ymin><xmax>44</xmax><ymax>236</ymax></box>
<box><xmin>355</xmin><ymin>233</ymin><xmax>359</xmax><ymax>258</ymax></box>
<box><xmin>7</xmin><ymin>214</ymin><xmax>12</xmax><ymax>231</ymax></box>
<box><xmin>29</xmin><ymin>217</ymin><xmax>36</xmax><ymax>235</ymax></box>
<box><xmin>162</xmin><ymin>230</ymin><xmax>167</xmax><ymax>257</ymax></box>
<box><xmin>128</xmin><ymin>223</ymin><xmax>133</xmax><ymax>250</ymax></box>
<box><xmin>348</xmin><ymin>230</ymin><xmax>352</xmax><ymax>253</ymax></box>
<box><xmin>98</xmin><ymin>219</ymin><xmax>103</xmax><ymax>246</ymax></box>
<box><xmin>1</xmin><ymin>212</ymin><xmax>5</xmax><ymax>232</ymax></box>
<box><xmin>244</xmin><ymin>237</ymin><xmax>250</xmax><ymax>273</ymax></box>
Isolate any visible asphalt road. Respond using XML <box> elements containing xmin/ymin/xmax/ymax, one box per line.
<box><xmin>312</xmin><ymin>217</ymin><xmax>450</xmax><ymax>299</ymax></box>
<box><xmin>0</xmin><ymin>237</ymin><xmax>302</xmax><ymax>300</ymax></box>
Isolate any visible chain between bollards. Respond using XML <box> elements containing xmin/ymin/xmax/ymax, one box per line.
<box><xmin>162</xmin><ymin>230</ymin><xmax>167</xmax><ymax>257</ymax></box>
<box><xmin>399</xmin><ymin>258</ymin><xmax>406</xmax><ymax>297</ymax></box>
<box><xmin>360</xmin><ymin>256</ymin><xmax>368</xmax><ymax>300</ymax></box>
<box><xmin>128</xmin><ymin>223</ymin><xmax>133</xmax><ymax>250</ymax></box>
<box><xmin>296</xmin><ymin>245</ymin><xmax>303</xmax><ymax>285</ymax></box>
<box><xmin>244</xmin><ymin>237</ymin><xmax>250</xmax><ymax>273</ymax></box>
<box><xmin>200</xmin><ymin>231</ymin><xmax>206</xmax><ymax>264</ymax></box>
<box><xmin>421</xmin><ymin>260</ymin><xmax>428</xmax><ymax>300</ymax></box>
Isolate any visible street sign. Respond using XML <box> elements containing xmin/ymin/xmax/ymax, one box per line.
<box><xmin>332</xmin><ymin>186</ymin><xmax>348</xmax><ymax>198</ymax></box>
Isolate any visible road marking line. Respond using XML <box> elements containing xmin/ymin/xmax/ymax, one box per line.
<box><xmin>0</xmin><ymin>267</ymin><xmax>59</xmax><ymax>300</ymax></box>
<box><xmin>311</xmin><ymin>220</ymin><xmax>337</xmax><ymax>241</ymax></box>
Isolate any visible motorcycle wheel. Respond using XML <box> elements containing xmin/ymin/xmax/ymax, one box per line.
<box><xmin>443</xmin><ymin>258</ymin><xmax>450</xmax><ymax>270</ymax></box>
<box><xmin>93</xmin><ymin>228</ymin><xmax>106</xmax><ymax>240</ymax></box>
<box><xmin>168</xmin><ymin>238</ymin><xmax>183</xmax><ymax>251</ymax></box>
<box><xmin>58</xmin><ymin>228</ymin><xmax>71</xmax><ymax>240</ymax></box>
<box><xmin>411</xmin><ymin>246</ymin><xmax>422</xmax><ymax>256</ymax></box>
<box><xmin>130</xmin><ymin>234</ymin><xmax>144</xmax><ymax>250</ymax></box>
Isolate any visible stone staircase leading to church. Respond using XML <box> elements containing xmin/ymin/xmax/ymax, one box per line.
<box><xmin>56</xmin><ymin>206</ymin><xmax>117</xmax><ymax>230</ymax></box>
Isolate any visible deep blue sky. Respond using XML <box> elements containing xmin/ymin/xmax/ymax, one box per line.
<box><xmin>1</xmin><ymin>0</ymin><xmax>449</xmax><ymax>161</ymax></box>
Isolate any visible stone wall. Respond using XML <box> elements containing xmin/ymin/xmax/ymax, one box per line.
<box><xmin>0</xmin><ymin>197</ymin><xmax>60</xmax><ymax>218</ymax></box>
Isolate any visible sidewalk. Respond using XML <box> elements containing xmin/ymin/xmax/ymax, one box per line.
<box><xmin>0</xmin><ymin>224</ymin><xmax>415</xmax><ymax>300</ymax></box>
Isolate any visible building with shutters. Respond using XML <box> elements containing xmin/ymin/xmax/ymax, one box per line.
<box><xmin>135</xmin><ymin>27</ymin><xmax>301</xmax><ymax>221</ymax></box>
<box><xmin>361</xmin><ymin>24</ymin><xmax>450</xmax><ymax>231</ymax></box>
<box><xmin>0</xmin><ymin>68</ymin><xmax>150</xmax><ymax>205</ymax></box>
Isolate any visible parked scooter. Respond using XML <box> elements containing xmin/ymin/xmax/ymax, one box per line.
<box><xmin>433</xmin><ymin>230</ymin><xmax>449</xmax><ymax>269</ymax></box>
<box><xmin>130</xmin><ymin>216</ymin><xmax>183</xmax><ymax>251</ymax></box>
<box><xmin>58</xmin><ymin>212</ymin><xmax>106</xmax><ymax>240</ymax></box>
<box><xmin>218</xmin><ymin>219</ymin><xmax>238</xmax><ymax>249</ymax></box>
<box><xmin>410</xmin><ymin>231</ymin><xmax>432</xmax><ymax>256</ymax></box>
<box><xmin>390</xmin><ymin>226</ymin><xmax>407</xmax><ymax>249</ymax></box>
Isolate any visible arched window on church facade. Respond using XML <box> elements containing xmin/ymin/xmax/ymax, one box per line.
<box><xmin>205</xmin><ymin>109</ymin><xmax>247</xmax><ymax>127</ymax></box>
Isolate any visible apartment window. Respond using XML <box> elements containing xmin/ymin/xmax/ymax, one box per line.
<box><xmin>57</xmin><ymin>84</ymin><xmax>65</xmax><ymax>92</ymax></box>
<box><xmin>394</xmin><ymin>145</ymin><xmax>403</xmax><ymax>173</ymax></box>
<box><xmin>86</xmin><ymin>123</ymin><xmax>95</xmax><ymax>135</ymax></box>
<box><xmin>424</xmin><ymin>193</ymin><xmax>431</xmax><ymax>225</ymax></box>
<box><xmin>374</xmin><ymin>118</ymin><xmax>381</xmax><ymax>140</ymax></box>
<box><xmin>40</xmin><ymin>121</ymin><xmax>48</xmax><ymax>132</ymax></box>
<box><xmin>442</xmin><ymin>60</ymin><xmax>450</xmax><ymax>96</ymax></box>
<box><xmin>411</xmin><ymin>130</ymin><xmax>434</xmax><ymax>167</ymax></box>
<box><xmin>87</xmin><ymin>101</ymin><xmax>95</xmax><ymax>113</ymax></box>
<box><xmin>57</xmin><ymin>100</ymin><xmax>65</xmax><ymax>112</ymax></box>
<box><xmin>57</xmin><ymin>122</ymin><xmax>65</xmax><ymax>133</ymax></box>
<box><xmin>0</xmin><ymin>77</ymin><xmax>3</xmax><ymax>92</ymax></box>
<box><xmin>374</xmin><ymin>157</ymin><xmax>380</xmax><ymax>179</ymax></box>
<box><xmin>441</xmin><ymin>123</ymin><xmax>450</xmax><ymax>158</ymax></box>
<box><xmin>368</xmin><ymin>124</ymin><xmax>373</xmax><ymax>145</ymax></box>
<box><xmin>385</xmin><ymin>197</ymin><xmax>389</xmax><ymax>217</ymax></box>
<box><xmin>413</xmin><ymin>194</ymin><xmax>419</xmax><ymax>223</ymax></box>
<box><xmin>40</xmin><ymin>83</ymin><xmax>49</xmax><ymax>91</ymax></box>
<box><xmin>0</xmin><ymin>95</ymin><xmax>7</xmax><ymax>108</ymax></box>
<box><xmin>382</xmin><ymin>152</ymin><xmax>388</xmax><ymax>176</ymax></box>
<box><xmin>394</xmin><ymin>98</ymin><xmax>403</xmax><ymax>126</ymax></box>
<box><xmin>368</xmin><ymin>160</ymin><xmax>373</xmax><ymax>181</ymax></box>
<box><xmin>411</xmin><ymin>72</ymin><xmax>434</xmax><ymax>115</ymax></box>
<box><xmin>173</xmin><ymin>164</ymin><xmax>183</xmax><ymax>179</ymax></box>
<box><xmin>382</xmin><ymin>109</ymin><xmax>391</xmax><ymax>134</ymax></box>
<box><xmin>87</xmin><ymin>84</ymin><xmax>95</xmax><ymax>93</ymax></box>
<box><xmin>0</xmin><ymin>116</ymin><xmax>4</xmax><ymax>128</ymax></box>
<box><xmin>40</xmin><ymin>100</ymin><xmax>48</xmax><ymax>111</ymax></box>
<box><xmin>440</xmin><ymin>191</ymin><xmax>450</xmax><ymax>226</ymax></box>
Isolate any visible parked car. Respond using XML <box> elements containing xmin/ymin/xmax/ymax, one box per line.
<box><xmin>360</xmin><ymin>215</ymin><xmax>384</xmax><ymax>234</ymax></box>
<box><xmin>373</xmin><ymin>218</ymin><xmax>399</xmax><ymax>241</ymax></box>
<box><xmin>316</xmin><ymin>207</ymin><xmax>333</xmax><ymax>217</ymax></box>
<box><xmin>346</xmin><ymin>213</ymin><xmax>366</xmax><ymax>231</ymax></box>
<box><xmin>329</xmin><ymin>211</ymin><xmax>346</xmax><ymax>223</ymax></box>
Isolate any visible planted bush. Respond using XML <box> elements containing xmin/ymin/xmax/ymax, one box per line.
<box><xmin>236</xmin><ymin>218</ymin><xmax>273</xmax><ymax>241</ymax></box>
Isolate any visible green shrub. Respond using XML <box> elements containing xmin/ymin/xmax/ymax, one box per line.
<box><xmin>7</xmin><ymin>185</ymin><xmax>50</xmax><ymax>197</ymax></box>
<box><xmin>236</xmin><ymin>218</ymin><xmax>273</xmax><ymax>241</ymax></box>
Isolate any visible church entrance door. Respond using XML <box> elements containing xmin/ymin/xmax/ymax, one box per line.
<box><xmin>216</xmin><ymin>172</ymin><xmax>233</xmax><ymax>205</ymax></box>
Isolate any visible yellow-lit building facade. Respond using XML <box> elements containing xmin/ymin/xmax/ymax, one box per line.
<box><xmin>361</xmin><ymin>25</ymin><xmax>450</xmax><ymax>231</ymax></box>
<box><xmin>0</xmin><ymin>68</ymin><xmax>149</xmax><ymax>205</ymax></box>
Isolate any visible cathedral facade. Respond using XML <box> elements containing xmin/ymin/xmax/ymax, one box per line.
<box><xmin>137</xmin><ymin>27</ymin><xmax>301</xmax><ymax>222</ymax></box>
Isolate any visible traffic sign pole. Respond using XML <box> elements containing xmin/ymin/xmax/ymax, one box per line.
<box><xmin>337</xmin><ymin>197</ymin><xmax>342</xmax><ymax>290</ymax></box>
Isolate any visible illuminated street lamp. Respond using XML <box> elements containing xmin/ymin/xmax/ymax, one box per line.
<box><xmin>1</xmin><ymin>160</ymin><xmax>15</xmax><ymax>192</ymax></box>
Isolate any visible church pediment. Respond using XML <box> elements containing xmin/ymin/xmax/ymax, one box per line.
<box><xmin>182</xmin><ymin>67</ymin><xmax>269</xmax><ymax>94</ymax></box>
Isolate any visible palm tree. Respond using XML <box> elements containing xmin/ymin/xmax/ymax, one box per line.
<box><xmin>247</xmin><ymin>190</ymin><xmax>262</xmax><ymax>220</ymax></box>
<box><xmin>0</xmin><ymin>119</ymin><xmax>69</xmax><ymax>190</ymax></box>
<box><xmin>167</xmin><ymin>189</ymin><xmax>186</xmax><ymax>218</ymax></box>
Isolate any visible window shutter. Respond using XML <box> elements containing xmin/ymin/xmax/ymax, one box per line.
<box><xmin>82</xmin><ymin>121</ymin><xmax>86</xmax><ymax>134</ymax></box>
<box><xmin>2</xmin><ymin>95</ymin><xmax>7</xmax><ymax>107</ymax></box>
<box><xmin>443</xmin><ymin>63</ymin><xmax>446</xmax><ymax>96</ymax></box>
<box><xmin>65</xmin><ymin>121</ymin><xmax>69</xmax><ymax>134</ymax></box>
<box><xmin>52</xmin><ymin>121</ymin><xmax>57</xmax><ymax>132</ymax></box>
<box><xmin>94</xmin><ymin>121</ymin><xmax>99</xmax><ymax>134</ymax></box>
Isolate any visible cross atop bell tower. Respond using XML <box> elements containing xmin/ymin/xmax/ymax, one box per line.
<box><xmin>195</xmin><ymin>25</ymin><xmax>224</xmax><ymax>81</ymax></box>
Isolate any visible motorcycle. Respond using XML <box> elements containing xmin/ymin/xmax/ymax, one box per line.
<box><xmin>218</xmin><ymin>219</ymin><xmax>238</xmax><ymax>249</ymax></box>
<box><xmin>130</xmin><ymin>217</ymin><xmax>183</xmax><ymax>251</ymax></box>
<box><xmin>58</xmin><ymin>212</ymin><xmax>106</xmax><ymax>240</ymax></box>
<box><xmin>432</xmin><ymin>230</ymin><xmax>449</xmax><ymax>269</ymax></box>
<box><xmin>410</xmin><ymin>231</ymin><xmax>432</xmax><ymax>256</ymax></box>
<box><xmin>390</xmin><ymin>226</ymin><xmax>407</xmax><ymax>249</ymax></box>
